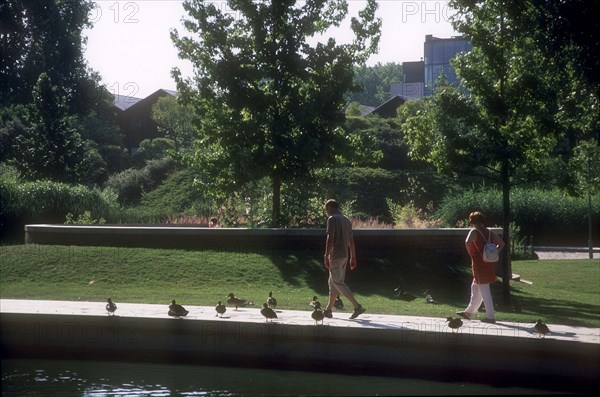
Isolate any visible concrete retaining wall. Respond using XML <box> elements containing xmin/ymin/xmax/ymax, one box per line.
<box><xmin>1</xmin><ymin>312</ymin><xmax>597</xmax><ymax>390</ymax></box>
<box><xmin>24</xmin><ymin>225</ymin><xmax>504</xmax><ymax>265</ymax></box>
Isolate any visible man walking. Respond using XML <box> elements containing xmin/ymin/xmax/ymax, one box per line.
<box><xmin>323</xmin><ymin>199</ymin><xmax>366</xmax><ymax>319</ymax></box>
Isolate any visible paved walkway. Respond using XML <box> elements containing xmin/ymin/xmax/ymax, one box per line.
<box><xmin>2</xmin><ymin>299</ymin><xmax>598</xmax><ymax>345</ymax></box>
<box><xmin>534</xmin><ymin>247</ymin><xmax>599</xmax><ymax>260</ymax></box>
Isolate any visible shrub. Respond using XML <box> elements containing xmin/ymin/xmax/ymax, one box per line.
<box><xmin>436</xmin><ymin>188</ymin><xmax>600</xmax><ymax>245</ymax></box>
<box><xmin>0</xmin><ymin>167</ymin><xmax>121</xmax><ymax>241</ymax></box>
<box><xmin>104</xmin><ymin>157</ymin><xmax>176</xmax><ymax>204</ymax></box>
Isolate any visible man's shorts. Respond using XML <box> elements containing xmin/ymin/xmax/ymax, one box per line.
<box><xmin>328</xmin><ymin>257</ymin><xmax>351</xmax><ymax>295</ymax></box>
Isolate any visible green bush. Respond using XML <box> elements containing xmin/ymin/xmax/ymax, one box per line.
<box><xmin>136</xmin><ymin>168</ymin><xmax>215</xmax><ymax>220</ymax></box>
<box><xmin>0</xmin><ymin>168</ymin><xmax>121</xmax><ymax>242</ymax></box>
<box><xmin>436</xmin><ymin>188</ymin><xmax>600</xmax><ymax>245</ymax></box>
<box><xmin>104</xmin><ymin>157</ymin><xmax>176</xmax><ymax>204</ymax></box>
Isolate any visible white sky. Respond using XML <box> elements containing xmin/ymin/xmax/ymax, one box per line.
<box><xmin>84</xmin><ymin>0</ymin><xmax>457</xmax><ymax>98</ymax></box>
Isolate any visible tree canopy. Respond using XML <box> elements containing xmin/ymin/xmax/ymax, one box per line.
<box><xmin>171</xmin><ymin>0</ymin><xmax>381</xmax><ymax>226</ymax></box>
<box><xmin>401</xmin><ymin>0</ymin><xmax>600</xmax><ymax>303</ymax></box>
<box><xmin>0</xmin><ymin>0</ymin><xmax>127</xmax><ymax>184</ymax></box>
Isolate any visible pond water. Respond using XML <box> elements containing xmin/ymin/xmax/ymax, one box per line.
<box><xmin>2</xmin><ymin>359</ymin><xmax>561</xmax><ymax>396</ymax></box>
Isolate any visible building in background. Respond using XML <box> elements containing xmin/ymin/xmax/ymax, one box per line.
<box><xmin>388</xmin><ymin>35</ymin><xmax>472</xmax><ymax>105</ymax></box>
<box><xmin>113</xmin><ymin>89</ymin><xmax>176</xmax><ymax>155</ymax></box>
<box><xmin>423</xmin><ymin>35</ymin><xmax>472</xmax><ymax>96</ymax></box>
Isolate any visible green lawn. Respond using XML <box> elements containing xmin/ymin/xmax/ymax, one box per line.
<box><xmin>1</xmin><ymin>244</ymin><xmax>598</xmax><ymax>327</ymax></box>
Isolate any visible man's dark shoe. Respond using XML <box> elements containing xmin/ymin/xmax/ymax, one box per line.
<box><xmin>481</xmin><ymin>318</ymin><xmax>496</xmax><ymax>324</ymax></box>
<box><xmin>323</xmin><ymin>309</ymin><xmax>333</xmax><ymax>318</ymax></box>
<box><xmin>456</xmin><ymin>311</ymin><xmax>471</xmax><ymax>320</ymax></box>
<box><xmin>350</xmin><ymin>305</ymin><xmax>366</xmax><ymax>319</ymax></box>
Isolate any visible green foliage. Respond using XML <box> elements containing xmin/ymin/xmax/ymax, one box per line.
<box><xmin>137</xmin><ymin>168</ymin><xmax>214</xmax><ymax>220</ymax></box>
<box><xmin>318</xmin><ymin>167</ymin><xmax>403</xmax><ymax>220</ymax></box>
<box><xmin>0</xmin><ymin>0</ymin><xmax>94</xmax><ymax>108</ymax></box>
<box><xmin>171</xmin><ymin>0</ymin><xmax>381</xmax><ymax>225</ymax></box>
<box><xmin>134</xmin><ymin>138</ymin><xmax>175</xmax><ymax>166</ymax></box>
<box><xmin>436</xmin><ymin>188</ymin><xmax>600</xmax><ymax>245</ymax></box>
<box><xmin>347</xmin><ymin>62</ymin><xmax>403</xmax><ymax>107</ymax></box>
<box><xmin>387</xmin><ymin>200</ymin><xmax>442</xmax><ymax>228</ymax></box>
<box><xmin>0</xmin><ymin>1</ymin><xmax>128</xmax><ymax>183</ymax></box>
<box><xmin>0</xmin><ymin>169</ymin><xmax>120</xmax><ymax>241</ymax></box>
<box><xmin>65</xmin><ymin>211</ymin><xmax>106</xmax><ymax>225</ymax></box>
<box><xmin>104</xmin><ymin>157</ymin><xmax>176</xmax><ymax>205</ymax></box>
<box><xmin>151</xmin><ymin>95</ymin><xmax>195</xmax><ymax>155</ymax></box>
<box><xmin>12</xmin><ymin>73</ymin><xmax>87</xmax><ymax>183</ymax></box>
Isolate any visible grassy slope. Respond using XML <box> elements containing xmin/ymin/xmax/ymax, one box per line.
<box><xmin>1</xmin><ymin>244</ymin><xmax>598</xmax><ymax>327</ymax></box>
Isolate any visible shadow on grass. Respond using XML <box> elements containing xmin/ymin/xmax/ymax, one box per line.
<box><xmin>263</xmin><ymin>248</ymin><xmax>474</xmax><ymax>305</ymax></box>
<box><xmin>263</xmin><ymin>248</ymin><xmax>600</xmax><ymax>327</ymax></box>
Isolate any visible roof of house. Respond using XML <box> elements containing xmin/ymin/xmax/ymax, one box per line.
<box><xmin>113</xmin><ymin>89</ymin><xmax>177</xmax><ymax>112</ymax></box>
<box><xmin>113</xmin><ymin>94</ymin><xmax>142</xmax><ymax>111</ymax></box>
<box><xmin>369</xmin><ymin>95</ymin><xmax>408</xmax><ymax>118</ymax></box>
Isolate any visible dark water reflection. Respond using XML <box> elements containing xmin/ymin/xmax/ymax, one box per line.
<box><xmin>2</xmin><ymin>359</ymin><xmax>560</xmax><ymax>396</ymax></box>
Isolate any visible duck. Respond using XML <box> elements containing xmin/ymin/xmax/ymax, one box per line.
<box><xmin>446</xmin><ymin>317</ymin><xmax>463</xmax><ymax>332</ymax></box>
<box><xmin>394</xmin><ymin>286</ymin><xmax>417</xmax><ymax>301</ymax></box>
<box><xmin>334</xmin><ymin>296</ymin><xmax>344</xmax><ymax>310</ymax></box>
<box><xmin>310</xmin><ymin>296</ymin><xmax>321</xmax><ymax>308</ymax></box>
<box><xmin>534</xmin><ymin>319</ymin><xmax>550</xmax><ymax>338</ymax></box>
<box><xmin>227</xmin><ymin>293</ymin><xmax>247</xmax><ymax>310</ymax></box>
<box><xmin>261</xmin><ymin>303</ymin><xmax>277</xmax><ymax>322</ymax></box>
<box><xmin>425</xmin><ymin>290</ymin><xmax>437</xmax><ymax>304</ymax></box>
<box><xmin>168</xmin><ymin>300</ymin><xmax>189</xmax><ymax>318</ymax></box>
<box><xmin>106</xmin><ymin>297</ymin><xmax>117</xmax><ymax>316</ymax></box>
<box><xmin>215</xmin><ymin>300</ymin><xmax>226</xmax><ymax>317</ymax></box>
<box><xmin>311</xmin><ymin>302</ymin><xmax>325</xmax><ymax>325</ymax></box>
<box><xmin>267</xmin><ymin>291</ymin><xmax>277</xmax><ymax>310</ymax></box>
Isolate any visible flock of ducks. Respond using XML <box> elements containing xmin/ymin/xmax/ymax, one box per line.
<box><xmin>104</xmin><ymin>289</ymin><xmax>552</xmax><ymax>336</ymax></box>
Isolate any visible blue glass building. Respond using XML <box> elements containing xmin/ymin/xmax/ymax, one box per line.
<box><xmin>423</xmin><ymin>35</ymin><xmax>472</xmax><ymax>95</ymax></box>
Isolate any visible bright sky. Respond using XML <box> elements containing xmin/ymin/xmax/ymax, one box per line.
<box><xmin>84</xmin><ymin>0</ymin><xmax>458</xmax><ymax>98</ymax></box>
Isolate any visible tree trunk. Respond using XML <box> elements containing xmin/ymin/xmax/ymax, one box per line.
<box><xmin>272</xmin><ymin>171</ymin><xmax>281</xmax><ymax>228</ymax></box>
<box><xmin>501</xmin><ymin>159</ymin><xmax>512</xmax><ymax>306</ymax></box>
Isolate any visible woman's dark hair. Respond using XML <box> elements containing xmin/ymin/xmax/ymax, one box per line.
<box><xmin>469</xmin><ymin>211</ymin><xmax>486</xmax><ymax>225</ymax></box>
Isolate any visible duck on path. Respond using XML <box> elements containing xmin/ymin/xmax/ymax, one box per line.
<box><xmin>215</xmin><ymin>300</ymin><xmax>226</xmax><ymax>317</ymax></box>
<box><xmin>534</xmin><ymin>319</ymin><xmax>551</xmax><ymax>338</ymax></box>
<box><xmin>446</xmin><ymin>317</ymin><xmax>463</xmax><ymax>332</ymax></box>
<box><xmin>227</xmin><ymin>293</ymin><xmax>249</xmax><ymax>310</ymax></box>
<box><xmin>106</xmin><ymin>297</ymin><xmax>117</xmax><ymax>316</ymax></box>
<box><xmin>311</xmin><ymin>302</ymin><xmax>325</xmax><ymax>325</ymax></box>
<box><xmin>310</xmin><ymin>296</ymin><xmax>321</xmax><ymax>308</ymax></box>
<box><xmin>267</xmin><ymin>291</ymin><xmax>277</xmax><ymax>310</ymax></box>
<box><xmin>168</xmin><ymin>300</ymin><xmax>189</xmax><ymax>318</ymax></box>
<box><xmin>261</xmin><ymin>303</ymin><xmax>278</xmax><ymax>322</ymax></box>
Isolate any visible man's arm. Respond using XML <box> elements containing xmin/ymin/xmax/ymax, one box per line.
<box><xmin>324</xmin><ymin>232</ymin><xmax>335</xmax><ymax>268</ymax></box>
<box><xmin>349</xmin><ymin>236</ymin><xmax>357</xmax><ymax>270</ymax></box>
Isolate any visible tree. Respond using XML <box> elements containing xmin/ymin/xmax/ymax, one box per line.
<box><xmin>0</xmin><ymin>0</ymin><xmax>93</xmax><ymax>108</ymax></box>
<box><xmin>170</xmin><ymin>0</ymin><xmax>381</xmax><ymax>226</ymax></box>
<box><xmin>1</xmin><ymin>0</ymin><xmax>127</xmax><ymax>180</ymax></box>
<box><xmin>13</xmin><ymin>73</ymin><xmax>87</xmax><ymax>182</ymax></box>
<box><xmin>151</xmin><ymin>96</ymin><xmax>195</xmax><ymax>156</ymax></box>
<box><xmin>347</xmin><ymin>62</ymin><xmax>403</xmax><ymax>107</ymax></box>
<box><xmin>403</xmin><ymin>0</ymin><xmax>570</xmax><ymax>304</ymax></box>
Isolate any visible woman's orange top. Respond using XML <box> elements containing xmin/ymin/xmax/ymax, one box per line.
<box><xmin>466</xmin><ymin>227</ymin><xmax>497</xmax><ymax>284</ymax></box>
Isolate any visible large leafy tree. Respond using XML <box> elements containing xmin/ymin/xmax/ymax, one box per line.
<box><xmin>1</xmin><ymin>0</ymin><xmax>92</xmax><ymax>109</ymax></box>
<box><xmin>1</xmin><ymin>0</ymin><xmax>127</xmax><ymax>181</ymax></box>
<box><xmin>151</xmin><ymin>96</ymin><xmax>195</xmax><ymax>156</ymax></box>
<box><xmin>403</xmin><ymin>0</ymin><xmax>572</xmax><ymax>304</ymax></box>
<box><xmin>13</xmin><ymin>73</ymin><xmax>87</xmax><ymax>182</ymax></box>
<box><xmin>171</xmin><ymin>0</ymin><xmax>381</xmax><ymax>226</ymax></box>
